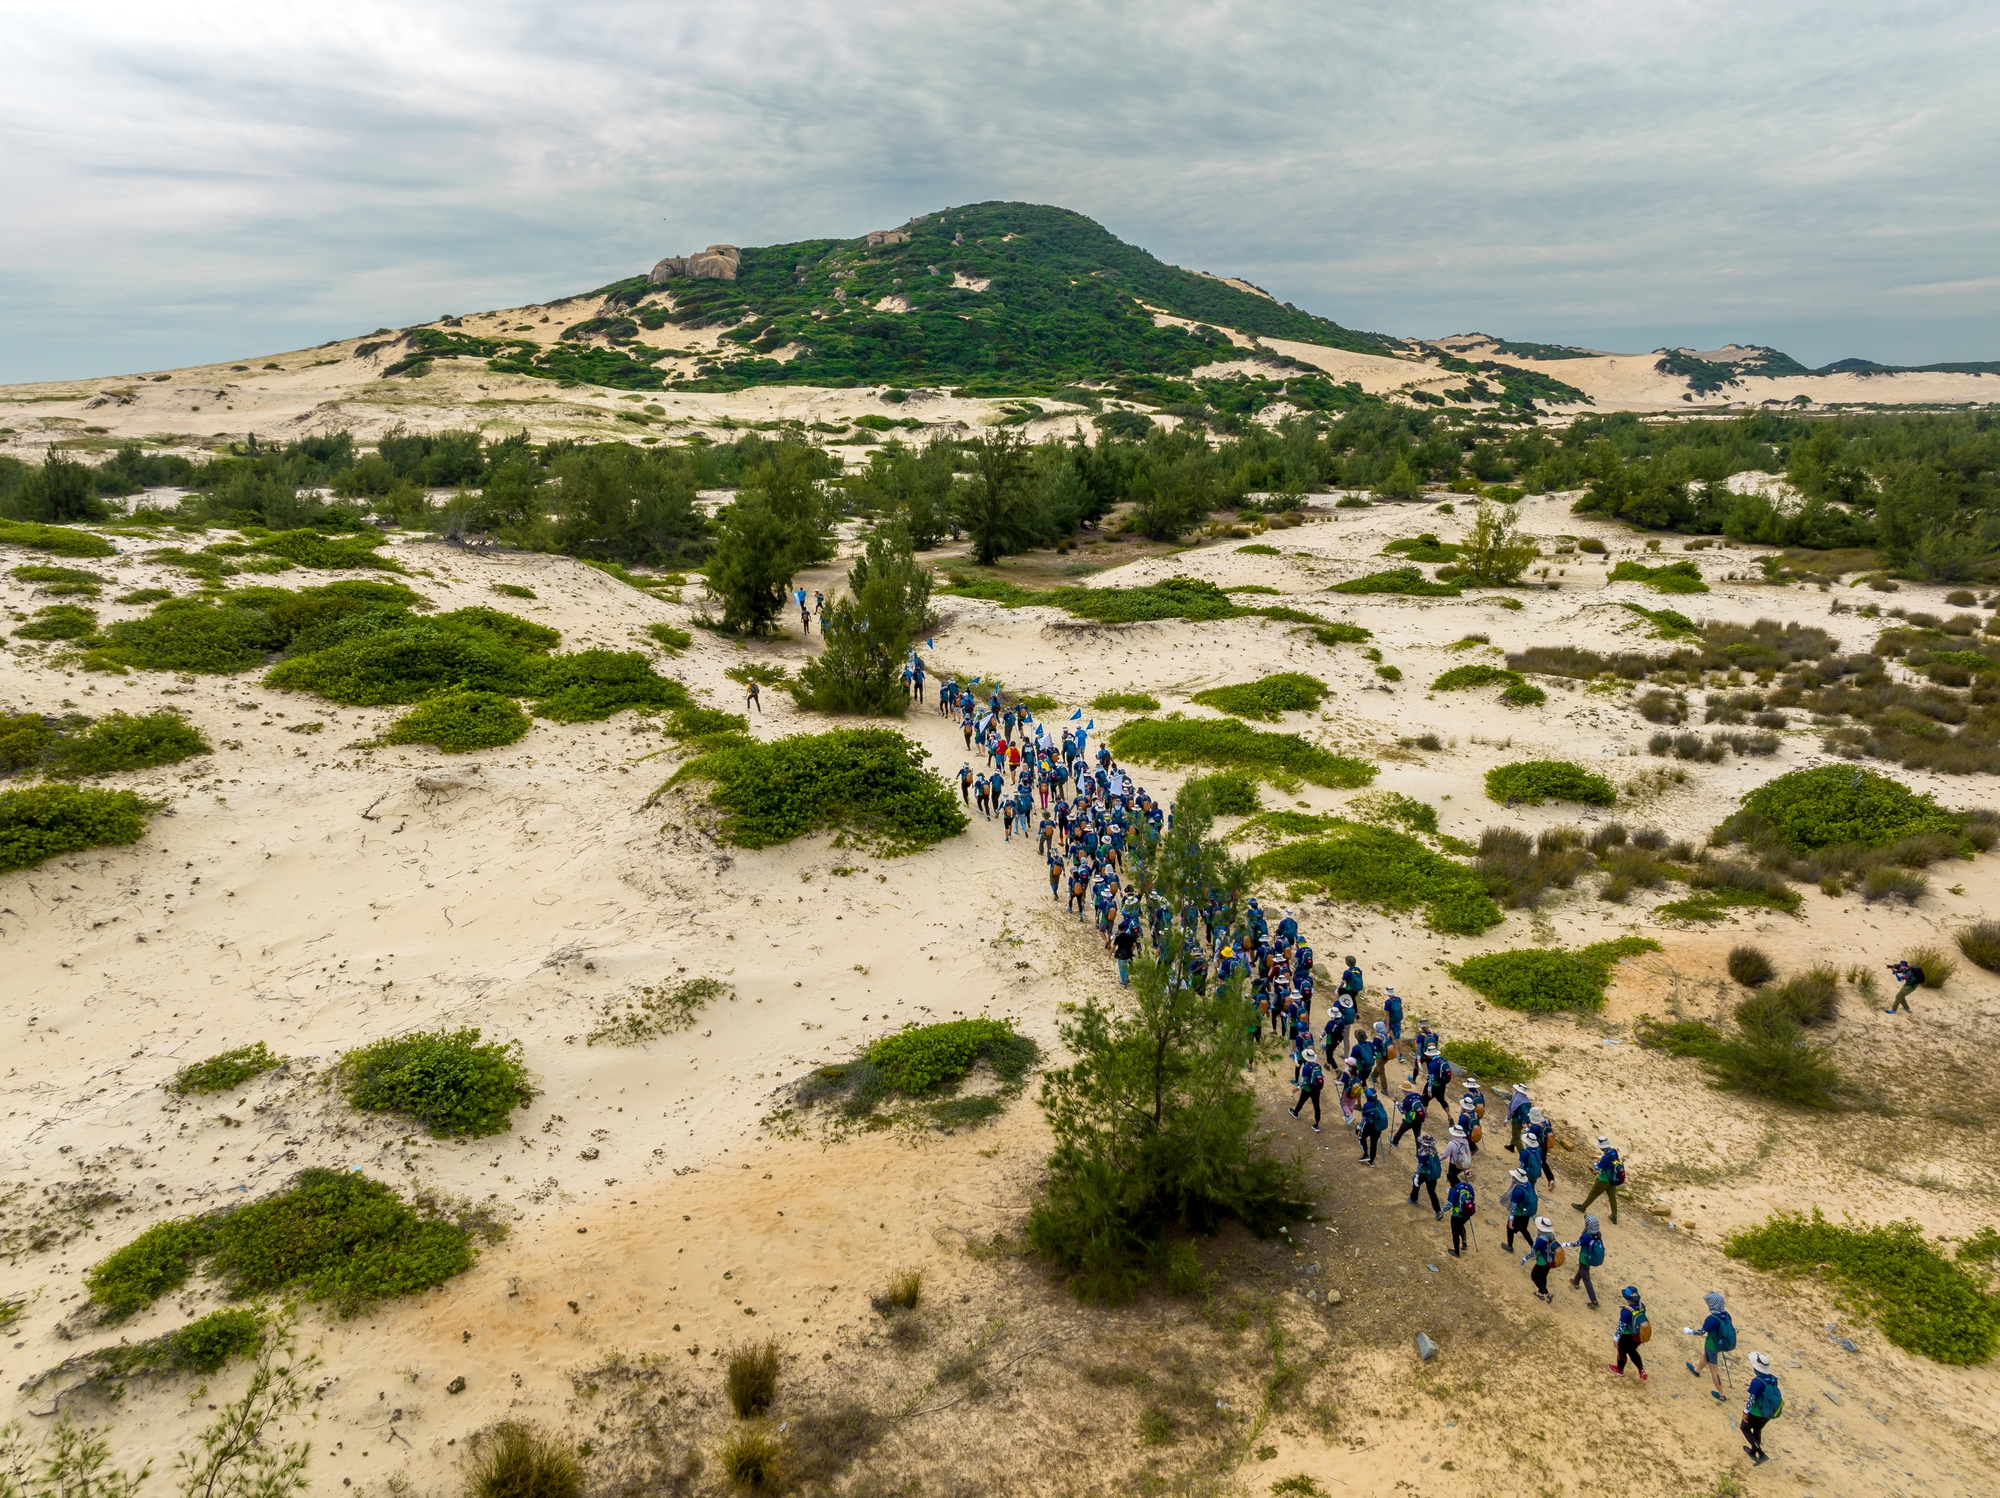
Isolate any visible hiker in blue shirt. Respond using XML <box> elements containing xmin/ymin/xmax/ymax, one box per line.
<box><xmin>1503</xmin><ymin>1168</ymin><xmax>1538</xmax><ymax>1251</ymax></box>
<box><xmin>1446</xmin><ymin>1171</ymin><xmax>1476</xmax><ymax>1257</ymax></box>
<box><xmin>1406</xmin><ymin>1024</ymin><xmax>1437</xmax><ymax>1084</ymax></box>
<box><xmin>1410</xmin><ymin>1132</ymin><xmax>1444</xmax><ymax>1218</ymax></box>
<box><xmin>1506</xmin><ymin>1085</ymin><xmax>1533</xmax><ymax>1151</ymax></box>
<box><xmin>1683</xmin><ymin>1291</ymin><xmax>1734</xmax><ymax>1400</ymax></box>
<box><xmin>1455</xmin><ymin>1092</ymin><xmax>1482</xmax><ymax>1156</ymax></box>
<box><xmin>1518</xmin><ymin>1132</ymin><xmax>1545</xmax><ymax>1188</ymax></box>
<box><xmin>1422</xmin><ymin>1046</ymin><xmax>1451</xmax><ymax>1109</ymax></box>
<box><xmin>1276</xmin><ymin>908</ymin><xmax>1299</xmax><ymax>943</ymax></box>
<box><xmin>1565</xmin><ymin>1213</ymin><xmax>1606</xmax><ymax>1308</ymax></box>
<box><xmin>1290</xmin><ymin>1047</ymin><xmax>1325</xmax><ymax>1131</ymax></box>
<box><xmin>1338</xmin><ymin>956</ymin><xmax>1363</xmax><ymax>1007</ymax></box>
<box><xmin>1740</xmin><ymin>1353</ymin><xmax>1781</xmax><ymax>1464</ymax></box>
<box><xmin>1357</xmin><ymin>1088</ymin><xmax>1388</xmax><ymax>1164</ymax></box>
<box><xmin>1328</xmin><ymin>991</ymin><xmax>1356</xmax><ymax>1051</ymax></box>
<box><xmin>1382</xmin><ymin>989</ymin><xmax>1404</xmax><ymax>1043</ymax></box>
<box><xmin>1367</xmin><ymin>1021</ymin><xmax>1393</xmax><ymax>1090</ymax></box>
<box><xmin>1390</xmin><ymin>1085</ymin><xmax>1428</xmax><ymax>1150</ymax></box>
<box><xmin>1526</xmin><ymin>1108</ymin><xmax>1555</xmax><ymax>1184</ymax></box>
<box><xmin>1612</xmin><ymin>1286</ymin><xmax>1650</xmax><ymax>1380</ymax></box>
<box><xmin>1573</xmin><ymin>1135</ymin><xmax>1623</xmax><ymax>1224</ymax></box>
<box><xmin>1521</xmin><ymin>1216</ymin><xmax>1559</xmax><ymax>1303</ymax></box>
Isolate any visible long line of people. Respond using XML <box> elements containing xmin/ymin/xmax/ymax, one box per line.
<box><xmin>939</xmin><ymin>676</ymin><xmax>1786</xmax><ymax>1467</ymax></box>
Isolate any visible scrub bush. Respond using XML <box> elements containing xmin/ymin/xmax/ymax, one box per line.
<box><xmin>1431</xmin><ymin>663</ymin><xmax>1512</xmax><ymax>692</ymax></box>
<box><xmin>726</xmin><ymin>1340</ymin><xmax>781</xmax><ymax>1417</ymax></box>
<box><xmin>1249</xmin><ymin>821</ymin><xmax>1501</xmax><ymax>934</ymax></box>
<box><xmin>491</xmin><ymin>582</ymin><xmax>536</xmax><ymax>599</ymax></box>
<box><xmin>1738</xmin><ymin>964</ymin><xmax>1839</xmax><ymax>1030</ymax></box>
<box><xmin>1091</xmin><ymin>690</ymin><xmax>1161</xmax><ymax>712</ymax></box>
<box><xmin>91</xmin><ymin>1307</ymin><xmax>264</xmax><ymax>1377</ymax></box>
<box><xmin>50</xmin><ymin>711</ymin><xmax>209</xmax><ymax>776</ymax></box>
<box><xmin>264</xmin><ymin>609</ymin><xmax>555</xmax><ymax>704</ymax></box>
<box><xmin>866</xmin><ymin>1019</ymin><xmax>1032</xmax><ymax>1093</ymax></box>
<box><xmin>253</xmin><ymin>530</ymin><xmax>401</xmax><ymax>570</ymax></box>
<box><xmin>1190</xmin><ymin>672</ymin><xmax>1328</xmax><ymax>720</ymax></box>
<box><xmin>94</xmin><ymin>596</ymin><xmax>288</xmax><ymax>673</ymax></box>
<box><xmin>1381</xmin><ymin>532</ymin><xmax>1459</xmax><ymax>562</ymax></box>
<box><xmin>1722</xmin><ymin>766</ymin><xmax>1960</xmax><ymax>852</ymax></box>
<box><xmin>719</xmin><ymin>1428</ymin><xmax>785</xmax><ymax>1491</ymax></box>
<box><xmin>1484</xmin><ymin>760</ymin><xmax>1615</xmax><ymax>806</ymax></box>
<box><xmin>84</xmin><ymin>1218</ymin><xmax>216</xmax><ymax>1320</ymax></box>
<box><xmin>1331</xmin><ymin>566</ymin><xmax>1461</xmax><ymax>596</ymax></box>
<box><xmin>668</xmin><ymin>728</ymin><xmax>968</xmax><ymax>852</ymax></box>
<box><xmin>338</xmin><ymin>1028</ymin><xmax>536</xmax><ymax>1136</ymax></box>
<box><xmin>383</xmin><ymin>690</ymin><xmax>529</xmax><ymax>752</ymax></box>
<box><xmin>1725</xmin><ymin>1209</ymin><xmax>2000</xmax><ymax>1365</ymax></box>
<box><xmin>1109</xmin><ymin>717</ymin><xmax>1374</xmax><ymax>789</ymax></box>
<box><xmin>0</xmin><ymin>712</ymin><xmax>58</xmax><ymax>774</ymax></box>
<box><xmin>1439</xmin><ymin>1037</ymin><xmax>1537</xmax><ymax>1087</ymax></box>
<box><xmin>1906</xmin><ymin>943</ymin><xmax>1954</xmax><ymax>987</ymax></box>
<box><xmin>0</xmin><ymin>520</ymin><xmax>114</xmax><ymax>557</ymax></box>
<box><xmin>170</xmin><ymin>1041</ymin><xmax>283</xmax><ymax>1095</ymax></box>
<box><xmin>1474</xmin><ymin>826</ymin><xmax>1589</xmax><ymax>908</ymax></box>
<box><xmin>14</xmin><ymin>604</ymin><xmax>97</xmax><ymax>640</ymax></box>
<box><xmin>1727</xmin><ymin>945</ymin><xmax>1775</xmax><ymax>986</ymax></box>
<box><xmin>1956</xmin><ymin>920</ymin><xmax>2000</xmax><ymax>973</ymax></box>
<box><xmin>525</xmin><ymin>649</ymin><xmax>690</xmax><ymax>721</ymax></box>
<box><xmin>466</xmin><ymin>1424</ymin><xmax>584</xmax><ymax>1498</ymax></box>
<box><xmin>1608</xmin><ymin>559</ymin><xmax>1708</xmax><ymax>593</ymax></box>
<box><xmin>648</xmin><ymin>621</ymin><xmax>692</xmax><ymax>654</ymax></box>
<box><xmin>1449</xmin><ymin>937</ymin><xmax>1661</xmax><ymax>1013</ymax></box>
<box><xmin>0</xmin><ymin>784</ymin><xmax>153</xmax><ymax>872</ymax></box>
<box><xmin>12</xmin><ymin>563</ymin><xmax>106</xmax><ymax>595</ymax></box>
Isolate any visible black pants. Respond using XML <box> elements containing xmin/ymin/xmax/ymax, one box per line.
<box><xmin>1291</xmin><ymin>1084</ymin><xmax>1322</xmax><ymax>1126</ymax></box>
<box><xmin>1741</xmin><ymin>1413</ymin><xmax>1768</xmax><ymax>1455</ymax></box>
<box><xmin>1531</xmin><ymin>1262</ymin><xmax>1552</xmax><ymax>1296</ymax></box>
<box><xmin>1390</xmin><ymin>1116</ymin><xmax>1420</xmax><ymax>1148</ymax></box>
<box><xmin>1506</xmin><ymin>1213</ymin><xmax>1530</xmax><ymax>1251</ymax></box>
<box><xmin>1410</xmin><ymin>1176</ymin><xmax>1440</xmax><ymax>1213</ymax></box>
<box><xmin>1616</xmin><ymin>1334</ymin><xmax>1645</xmax><ymax>1373</ymax></box>
<box><xmin>1360</xmin><ymin>1126</ymin><xmax>1382</xmax><ymax>1162</ymax></box>
<box><xmin>1450</xmin><ymin>1213</ymin><xmax>1469</xmax><ymax>1253</ymax></box>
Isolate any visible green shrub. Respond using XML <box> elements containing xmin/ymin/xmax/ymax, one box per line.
<box><xmin>668</xmin><ymin>728</ymin><xmax>968</xmax><ymax>852</ymax></box>
<box><xmin>1501</xmin><ymin>678</ymin><xmax>1547</xmax><ymax>706</ymax></box>
<box><xmin>648</xmin><ymin>621</ymin><xmax>692</xmax><ymax>654</ymax></box>
<box><xmin>1438</xmin><ymin>1037</ymin><xmax>1538</xmax><ymax>1086</ymax></box>
<box><xmin>1484</xmin><ymin>760</ymin><xmax>1615</xmax><ymax>806</ymax></box>
<box><xmin>1725</xmin><ymin>1209</ymin><xmax>2000</xmax><ymax>1365</ymax></box>
<box><xmin>1108</xmin><ymin>717</ymin><xmax>1375</xmax><ymax>790</ymax></box>
<box><xmin>0</xmin><ymin>712</ymin><xmax>58</xmax><ymax>774</ymax></box>
<box><xmin>1906</xmin><ymin>943</ymin><xmax>1954</xmax><ymax>988</ymax></box>
<box><xmin>1432</xmin><ymin>663</ymin><xmax>1511</xmax><ymax>691</ymax></box>
<box><xmin>1449</xmin><ymin>937</ymin><xmax>1661</xmax><ymax>1013</ymax></box>
<box><xmin>116</xmin><ymin>587</ymin><xmax>174</xmax><ymax>604</ymax></box>
<box><xmin>1304</xmin><ymin>621</ymin><xmax>1373</xmax><ymax>646</ymax></box>
<box><xmin>1957</xmin><ymin>920</ymin><xmax>2000</xmax><ymax>973</ymax></box>
<box><xmin>1727</xmin><ymin>945</ymin><xmax>1775</xmax><ymax>986</ymax></box>
<box><xmin>206</xmin><ymin>1169</ymin><xmax>479</xmax><ymax>1313</ymax></box>
<box><xmin>719</xmin><ymin>1427</ymin><xmax>786</xmax><ymax>1491</ymax></box>
<box><xmin>1235</xmin><ymin>543</ymin><xmax>1280</xmax><ymax>556</ymax></box>
<box><xmin>726</xmin><ymin>1340</ymin><xmax>781</xmax><ymax>1418</ymax></box>
<box><xmin>1090</xmin><ymin>690</ymin><xmax>1160</xmax><ymax>712</ymax></box>
<box><xmin>1382</xmin><ymin>532</ymin><xmax>1460</xmax><ymax>562</ymax></box>
<box><xmin>1608</xmin><ymin>559</ymin><xmax>1709</xmax><ymax>593</ymax></box>
<box><xmin>1474</xmin><ymin>826</ymin><xmax>1590</xmax><ymax>908</ymax></box>
<box><xmin>943</xmin><ymin>573</ymin><xmax>1253</xmax><ymax>623</ymax></box>
<box><xmin>466</xmin><ymin>1423</ymin><xmax>584</xmax><ymax>1498</ymax></box>
<box><xmin>1189</xmin><ymin>672</ymin><xmax>1328</xmax><ymax>720</ymax></box>
<box><xmin>84</xmin><ymin>1218</ymin><xmax>216</xmax><ymax>1320</ymax></box>
<box><xmin>492</xmin><ymin>582</ymin><xmax>537</xmax><ymax>599</ymax></box>
<box><xmin>12</xmin><ymin>563</ymin><xmax>107</xmax><ymax>594</ymax></box>
<box><xmin>382</xmin><ymin>690</ymin><xmax>530</xmax><ymax>753</ymax></box>
<box><xmin>0</xmin><ymin>520</ymin><xmax>115</xmax><ymax>557</ymax></box>
<box><xmin>1331</xmin><ymin>567</ymin><xmax>1461</xmax><ymax>596</ymax></box>
<box><xmin>1738</xmin><ymin>964</ymin><xmax>1840</xmax><ymax>1030</ymax></box>
<box><xmin>264</xmin><ymin>609</ymin><xmax>555</xmax><ymax>704</ymax></box>
<box><xmin>14</xmin><ymin>603</ymin><xmax>98</xmax><ymax>640</ymax></box>
<box><xmin>338</xmin><ymin>1028</ymin><xmax>536</xmax><ymax>1136</ymax></box>
<box><xmin>254</xmin><ymin>530</ymin><xmax>402</xmax><ymax>571</ymax></box>
<box><xmin>1723</xmin><ymin>766</ymin><xmax>1960</xmax><ymax>851</ymax></box>
<box><xmin>50</xmin><ymin>710</ymin><xmax>210</xmax><ymax>776</ymax></box>
<box><xmin>1181</xmin><ymin>771</ymin><xmax>1261</xmax><ymax>816</ymax></box>
<box><xmin>1249</xmin><ymin>821</ymin><xmax>1501</xmax><ymax>934</ymax></box>
<box><xmin>170</xmin><ymin>1042</ymin><xmax>283</xmax><ymax>1095</ymax></box>
<box><xmin>0</xmin><ymin>783</ymin><xmax>153</xmax><ymax>872</ymax></box>
<box><xmin>92</xmin><ymin>1306</ymin><xmax>265</xmax><ymax>1377</ymax></box>
<box><xmin>876</xmin><ymin>1268</ymin><xmax>924</xmax><ymax>1311</ymax></box>
<box><xmin>1635</xmin><ymin>1016</ymin><xmax>1729</xmax><ymax>1061</ymax></box>
<box><xmin>525</xmin><ymin>649</ymin><xmax>691</xmax><ymax>721</ymax></box>
<box><xmin>94</xmin><ymin>595</ymin><xmax>288</xmax><ymax>673</ymax></box>
<box><xmin>866</xmin><ymin>1019</ymin><xmax>1030</xmax><ymax>1093</ymax></box>
<box><xmin>1350</xmin><ymin>790</ymin><xmax>1439</xmax><ymax>836</ymax></box>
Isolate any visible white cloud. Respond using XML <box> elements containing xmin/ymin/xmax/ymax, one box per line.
<box><xmin>1</xmin><ymin>0</ymin><xmax>1996</xmax><ymax>380</ymax></box>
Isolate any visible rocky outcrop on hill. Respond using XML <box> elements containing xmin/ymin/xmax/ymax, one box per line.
<box><xmin>649</xmin><ymin>245</ymin><xmax>740</xmax><ymax>283</ymax></box>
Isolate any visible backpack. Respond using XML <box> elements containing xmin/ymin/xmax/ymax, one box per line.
<box><xmin>1581</xmin><ymin>1236</ymin><xmax>1605</xmax><ymax>1267</ymax></box>
<box><xmin>1714</xmin><ymin>1311</ymin><xmax>1737</xmax><ymax>1353</ymax></box>
<box><xmin>1749</xmin><ymin>1378</ymin><xmax>1783</xmax><ymax>1419</ymax></box>
<box><xmin>1611</xmin><ymin>1160</ymin><xmax>1627</xmax><ymax>1187</ymax></box>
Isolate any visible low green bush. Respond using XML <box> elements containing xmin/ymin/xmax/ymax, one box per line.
<box><xmin>525</xmin><ymin>649</ymin><xmax>690</xmax><ymax>721</ymax></box>
<box><xmin>1438</xmin><ymin>1037</ymin><xmax>1538</xmax><ymax>1087</ymax></box>
<box><xmin>1108</xmin><ymin>717</ymin><xmax>1375</xmax><ymax>790</ymax></box>
<box><xmin>726</xmin><ymin>1340</ymin><xmax>781</xmax><ymax>1418</ymax></box>
<box><xmin>667</xmin><ymin>728</ymin><xmax>968</xmax><ymax>853</ymax></box>
<box><xmin>92</xmin><ymin>1306</ymin><xmax>264</xmax><ymax>1377</ymax></box>
<box><xmin>264</xmin><ymin>608</ymin><xmax>555</xmax><ymax>704</ymax></box>
<box><xmin>1722</xmin><ymin>766</ymin><xmax>1961</xmax><ymax>852</ymax></box>
<box><xmin>466</xmin><ymin>1423</ymin><xmax>584</xmax><ymax>1498</ymax></box>
<box><xmin>0</xmin><ymin>520</ymin><xmax>115</xmax><ymax>557</ymax></box>
<box><xmin>1724</xmin><ymin>1209</ymin><xmax>2000</xmax><ymax>1365</ymax></box>
<box><xmin>170</xmin><ymin>1041</ymin><xmax>283</xmax><ymax>1095</ymax></box>
<box><xmin>1727</xmin><ymin>945</ymin><xmax>1775</xmax><ymax>986</ymax></box>
<box><xmin>1957</xmin><ymin>920</ymin><xmax>2000</xmax><ymax>973</ymax></box>
<box><xmin>116</xmin><ymin>587</ymin><xmax>175</xmax><ymax>605</ymax></box>
<box><xmin>1090</xmin><ymin>690</ymin><xmax>1160</xmax><ymax>712</ymax></box>
<box><xmin>1304</xmin><ymin>620</ymin><xmax>1373</xmax><ymax>646</ymax></box>
<box><xmin>1181</xmin><ymin>770</ymin><xmax>1261</xmax><ymax>815</ymax></box>
<box><xmin>382</xmin><ymin>690</ymin><xmax>530</xmax><ymax>752</ymax></box>
<box><xmin>1351</xmin><ymin>790</ymin><xmax>1439</xmax><ymax>836</ymax></box>
<box><xmin>1382</xmin><ymin>533</ymin><xmax>1460</xmax><ymax>563</ymax></box>
<box><xmin>1449</xmin><ymin>937</ymin><xmax>1661</xmax><ymax>1012</ymax></box>
<box><xmin>491</xmin><ymin>583</ymin><xmax>537</xmax><ymax>599</ymax></box>
<box><xmin>1501</xmin><ymin>678</ymin><xmax>1547</xmax><ymax>706</ymax></box>
<box><xmin>84</xmin><ymin>1217</ymin><xmax>216</xmax><ymax>1320</ymax></box>
<box><xmin>49</xmin><ymin>710</ymin><xmax>210</xmax><ymax>776</ymax></box>
<box><xmin>14</xmin><ymin>603</ymin><xmax>98</xmax><ymax>640</ymax></box>
<box><xmin>1485</xmin><ymin>760</ymin><xmax>1616</xmax><ymax>806</ymax></box>
<box><xmin>12</xmin><ymin>563</ymin><xmax>107</xmax><ymax>594</ymax></box>
<box><xmin>338</xmin><ymin>1028</ymin><xmax>536</xmax><ymax>1136</ymax></box>
<box><xmin>648</xmin><ymin>621</ymin><xmax>692</xmax><ymax>654</ymax></box>
<box><xmin>1331</xmin><ymin>567</ymin><xmax>1461</xmax><ymax>596</ymax></box>
<box><xmin>254</xmin><ymin>530</ymin><xmax>402</xmax><ymax>571</ymax></box>
<box><xmin>0</xmin><ymin>783</ymin><xmax>154</xmax><ymax>872</ymax></box>
<box><xmin>1635</xmin><ymin>1016</ymin><xmax>1730</xmax><ymax>1061</ymax></box>
<box><xmin>1189</xmin><ymin>672</ymin><xmax>1328</xmax><ymax>720</ymax></box>
<box><xmin>0</xmin><ymin>712</ymin><xmax>58</xmax><ymax>775</ymax></box>
<box><xmin>1249</xmin><ymin>821</ymin><xmax>1501</xmax><ymax>934</ymax></box>
<box><xmin>866</xmin><ymin>1019</ymin><xmax>1033</xmax><ymax>1093</ymax></box>
<box><xmin>1608</xmin><ymin>559</ymin><xmax>1708</xmax><ymax>593</ymax></box>
<box><xmin>1432</xmin><ymin>663</ymin><xmax>1512</xmax><ymax>691</ymax></box>
<box><xmin>94</xmin><ymin>595</ymin><xmax>289</xmax><ymax>673</ymax></box>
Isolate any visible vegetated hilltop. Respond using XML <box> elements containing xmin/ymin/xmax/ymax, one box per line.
<box><xmin>408</xmin><ymin>201</ymin><xmax>1402</xmax><ymax>398</ymax></box>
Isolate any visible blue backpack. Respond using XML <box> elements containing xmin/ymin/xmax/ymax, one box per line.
<box><xmin>1581</xmin><ymin>1235</ymin><xmax>1605</xmax><ymax>1267</ymax></box>
<box><xmin>1714</xmin><ymin>1312</ymin><xmax>1738</xmax><ymax>1352</ymax></box>
<box><xmin>1748</xmin><ymin>1377</ymin><xmax>1782</xmax><ymax>1419</ymax></box>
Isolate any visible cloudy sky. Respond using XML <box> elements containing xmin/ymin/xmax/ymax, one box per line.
<box><xmin>3</xmin><ymin>0</ymin><xmax>1996</xmax><ymax>382</ymax></box>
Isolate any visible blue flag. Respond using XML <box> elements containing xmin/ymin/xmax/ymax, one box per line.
<box><xmin>926</xmin><ymin>637</ymin><xmax>935</xmax><ymax>648</ymax></box>
<box><xmin>970</xmin><ymin>676</ymin><xmax>981</xmax><ymax>685</ymax></box>
<box><xmin>1069</xmin><ymin>709</ymin><xmax>1082</xmax><ymax>720</ymax></box>
<box><xmin>1086</xmin><ymin>720</ymin><xmax>1095</xmax><ymax>731</ymax></box>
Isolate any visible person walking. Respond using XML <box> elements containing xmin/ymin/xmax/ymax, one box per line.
<box><xmin>1389</xmin><ymin>1083</ymin><xmax>1428</xmax><ymax>1150</ymax></box>
<box><xmin>1410</xmin><ymin>1132</ymin><xmax>1443</xmax><ymax>1218</ymax></box>
<box><xmin>1518</xmin><ymin>1126</ymin><xmax>1546</xmax><ymax>1191</ymax></box>
<box><xmin>1444</xmin><ymin>1124</ymin><xmax>1472</xmax><ymax>1187</ymax></box>
<box><xmin>1682</xmin><ymin>1291</ymin><xmax>1736</xmax><ymax>1401</ymax></box>
<box><xmin>1885</xmin><ymin>956</ymin><xmax>1925</xmax><ymax>1014</ymax></box>
<box><xmin>1446</xmin><ymin>1169</ymin><xmax>1476</xmax><ymax>1257</ymax></box>
<box><xmin>1290</xmin><ymin>1047</ymin><xmax>1325</xmax><ymax>1132</ymax></box>
<box><xmin>1527</xmin><ymin>1108</ymin><xmax>1556</xmax><ymax>1184</ymax></box>
<box><xmin>745</xmin><ymin>678</ymin><xmax>761</xmax><ymax>713</ymax></box>
<box><xmin>1507</xmin><ymin>1084</ymin><xmax>1532</xmax><ymax>1151</ymax></box>
<box><xmin>1611</xmin><ymin>1285</ymin><xmax>1650</xmax><ymax>1380</ymax></box>
<box><xmin>1566</xmin><ymin>1214</ymin><xmax>1605</xmax><ymax>1308</ymax></box>
<box><xmin>1572</xmin><ymin>1136</ymin><xmax>1624</xmax><ymax>1224</ymax></box>
<box><xmin>1741</xmin><ymin>1352</ymin><xmax>1782</xmax><ymax>1465</ymax></box>
<box><xmin>1521</xmin><ymin>1217</ymin><xmax>1559</xmax><ymax>1303</ymax></box>
<box><xmin>1112</xmin><ymin>918</ymin><xmax>1139</xmax><ymax>986</ymax></box>
<box><xmin>1503</xmin><ymin>1168</ymin><xmax>1538</xmax><ymax>1252</ymax></box>
<box><xmin>1357</xmin><ymin>1087</ymin><xmax>1388</xmax><ymax>1165</ymax></box>
<box><xmin>1368</xmin><ymin>1021</ymin><xmax>1393</xmax><ymax>1091</ymax></box>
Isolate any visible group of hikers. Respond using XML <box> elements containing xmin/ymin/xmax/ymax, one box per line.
<box><xmin>937</xmin><ymin>682</ymin><xmax>1787</xmax><ymax>1466</ymax></box>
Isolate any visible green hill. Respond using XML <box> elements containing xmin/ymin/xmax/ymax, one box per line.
<box><xmin>459</xmin><ymin>202</ymin><xmax>1398</xmax><ymax>397</ymax></box>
